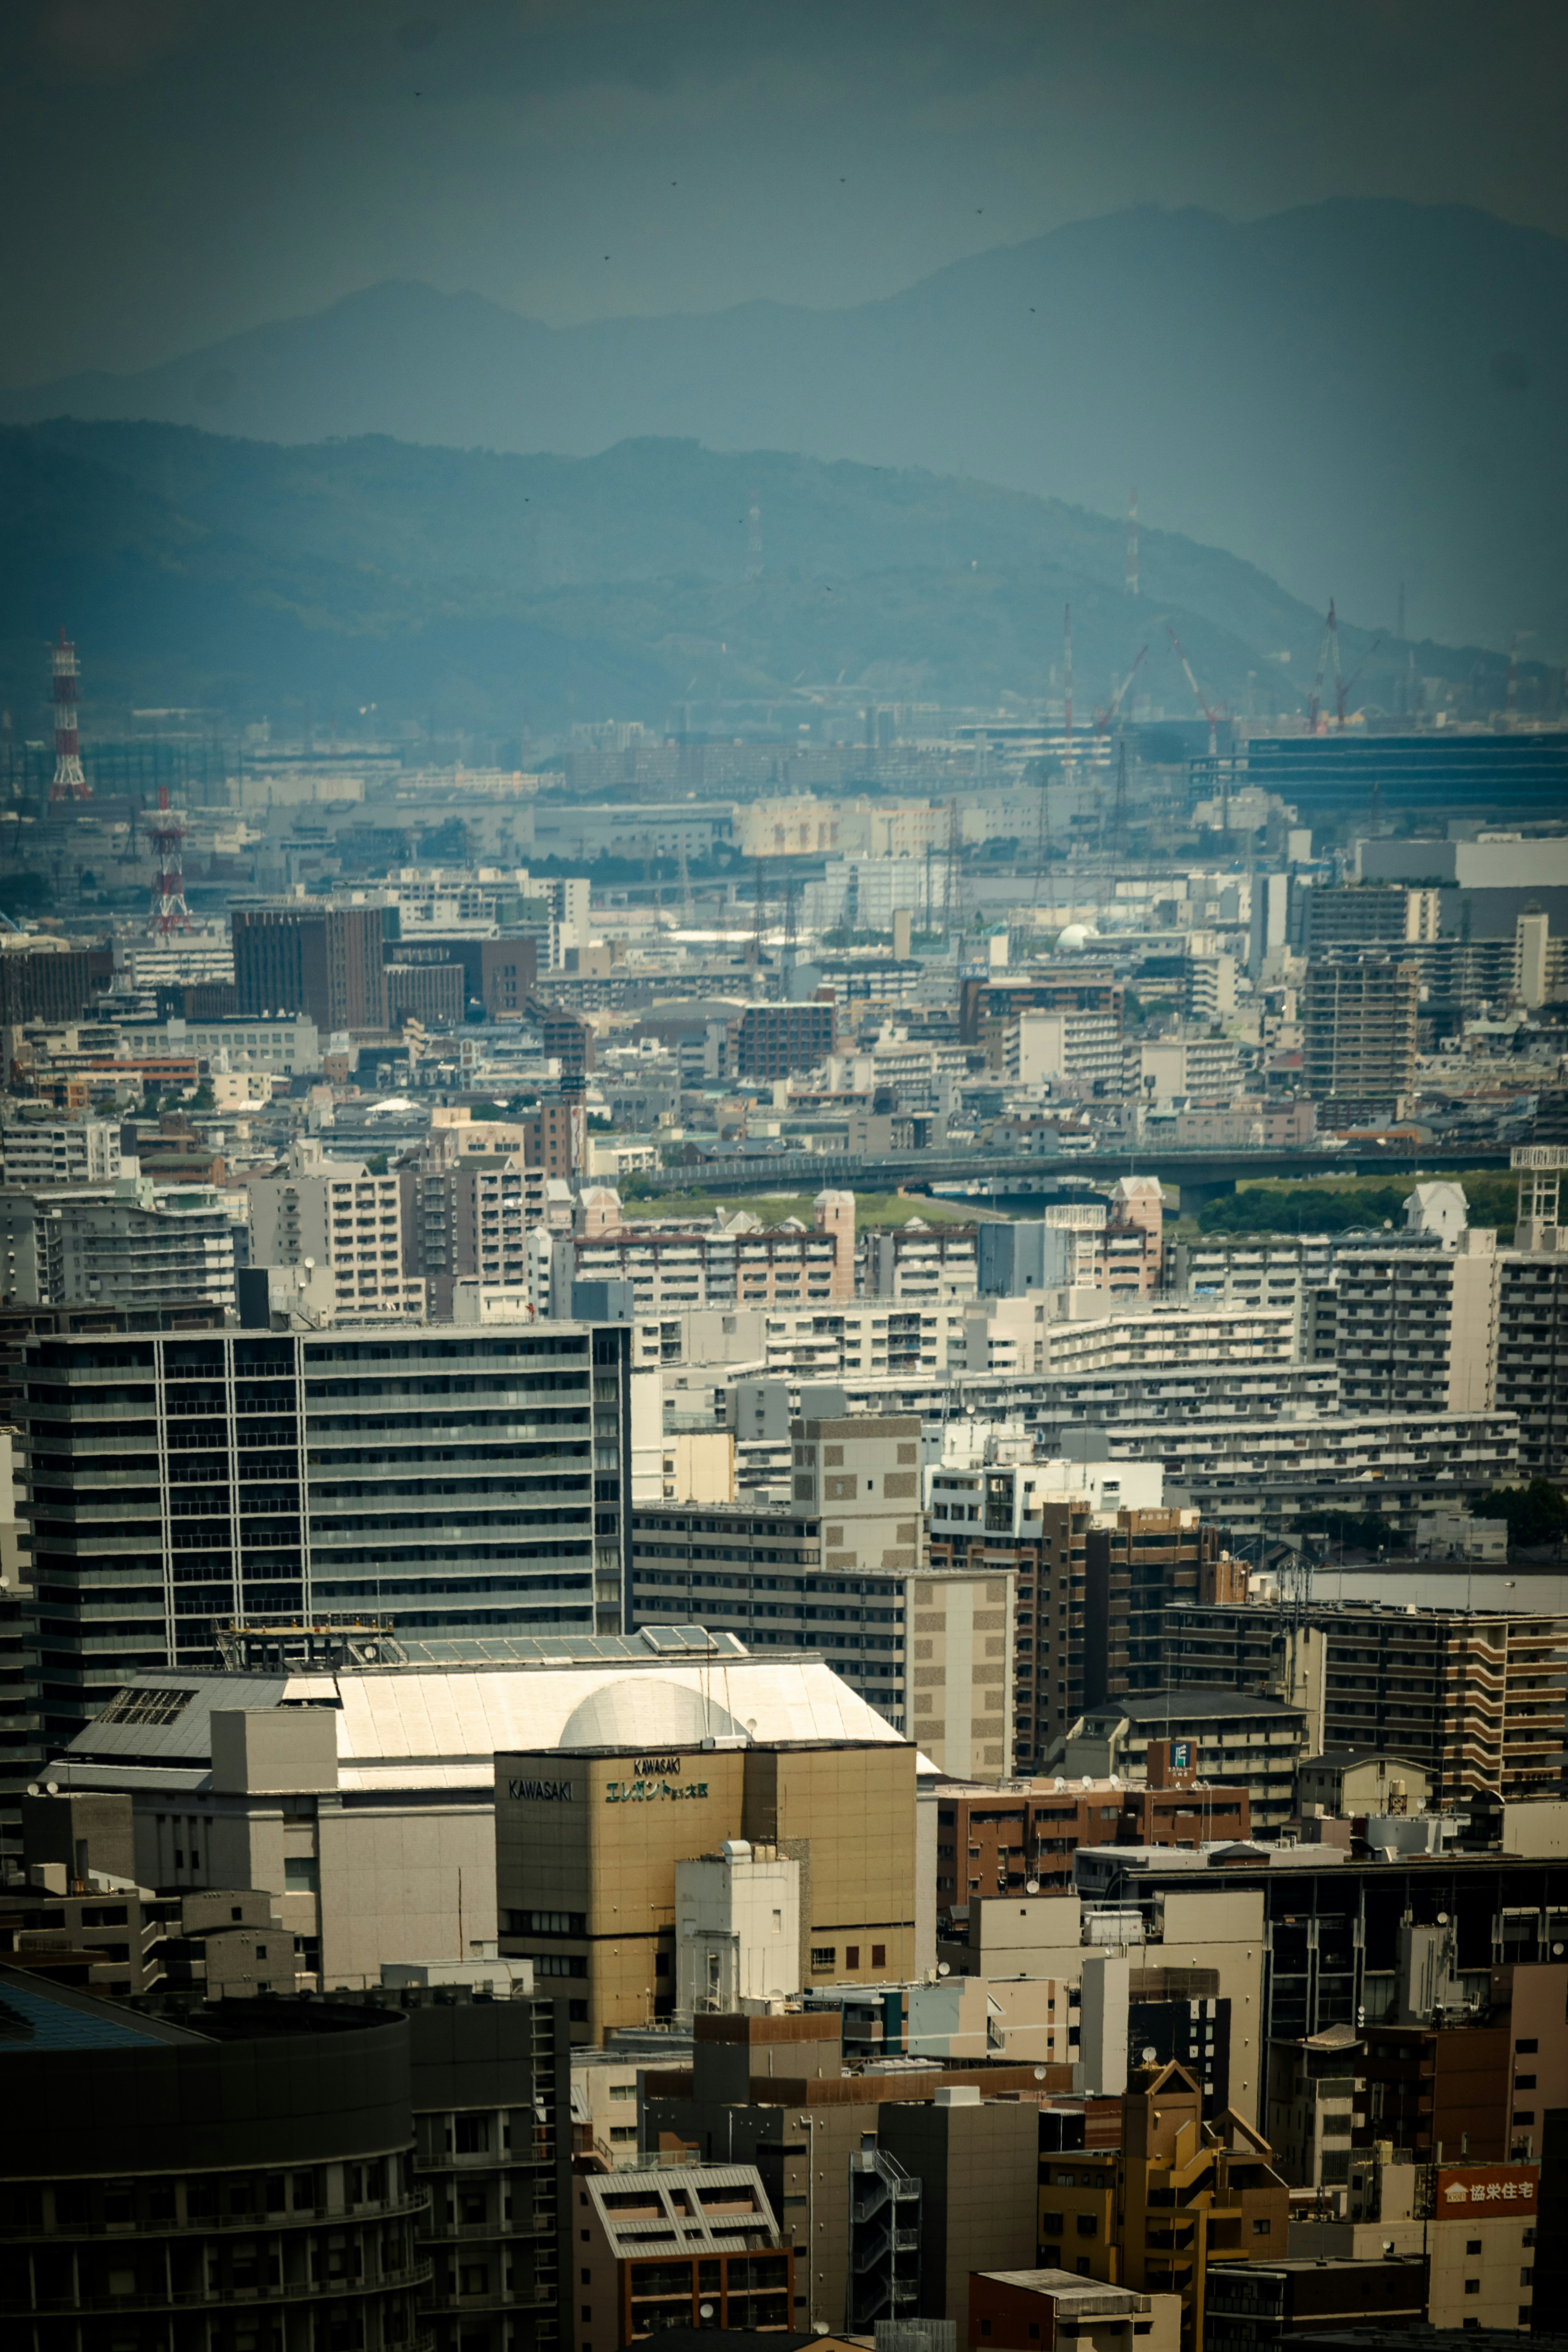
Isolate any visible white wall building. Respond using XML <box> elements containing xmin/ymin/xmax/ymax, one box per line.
<box><xmin>674</xmin><ymin>1840</ymin><xmax>802</xmax><ymax>2017</ymax></box>
<box><xmin>0</xmin><ymin>1115</ymin><xmax>121</xmax><ymax>1187</ymax></box>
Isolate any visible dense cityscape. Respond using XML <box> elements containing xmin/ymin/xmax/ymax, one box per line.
<box><xmin>0</xmin><ymin>665</ymin><xmax>1564</xmax><ymax>2352</ymax></box>
<box><xmin>2</xmin><ymin>8</ymin><xmax>1567</xmax><ymax>2352</ymax></box>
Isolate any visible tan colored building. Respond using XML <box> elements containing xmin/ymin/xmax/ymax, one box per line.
<box><xmin>907</xmin><ymin>1565</ymin><xmax>1017</xmax><ymax>1782</ymax></box>
<box><xmin>1038</xmin><ymin>2061</ymin><xmax>1290</xmax><ymax>2352</ymax></box>
<box><xmin>1290</xmin><ymin>2154</ymin><xmax>1539</xmax><ymax>2331</ymax></box>
<box><xmin>944</xmin><ymin>1887</ymin><xmax>1267</xmax><ymax>2131</ymax></box>
<box><xmin>791</xmin><ymin>1412</ymin><xmax>922</xmax><ymax>1577</ymax></box>
<box><xmin>495</xmin><ymin>1738</ymin><xmax>918</xmax><ymax>2042</ymax></box>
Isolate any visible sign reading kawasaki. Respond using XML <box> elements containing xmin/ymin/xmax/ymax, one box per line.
<box><xmin>507</xmin><ymin>1777</ymin><xmax>574</xmax><ymax>1802</ymax></box>
<box><xmin>606</xmin><ymin>1776</ymin><xmax>709</xmax><ymax>1804</ymax></box>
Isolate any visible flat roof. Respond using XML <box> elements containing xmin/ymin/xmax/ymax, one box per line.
<box><xmin>0</xmin><ymin>1966</ymin><xmax>208</xmax><ymax>2054</ymax></box>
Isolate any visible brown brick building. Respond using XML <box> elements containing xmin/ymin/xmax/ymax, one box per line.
<box><xmin>232</xmin><ymin>904</ymin><xmax>388</xmax><ymax>1030</ymax></box>
<box><xmin>1086</xmin><ymin>1509</ymin><xmax>1225</xmax><ymax>1704</ymax></box>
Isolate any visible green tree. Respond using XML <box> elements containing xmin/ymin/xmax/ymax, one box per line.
<box><xmin>1474</xmin><ymin>1479</ymin><xmax>1568</xmax><ymax>1549</ymax></box>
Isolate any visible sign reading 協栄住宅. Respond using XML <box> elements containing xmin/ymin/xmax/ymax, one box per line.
<box><xmin>1436</xmin><ymin>2165</ymin><xmax>1537</xmax><ymax>2210</ymax></box>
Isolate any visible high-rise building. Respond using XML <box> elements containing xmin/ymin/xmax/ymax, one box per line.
<box><xmin>1497</xmin><ymin>1244</ymin><xmax>1568</xmax><ymax>1481</ymax></box>
<box><xmin>21</xmin><ymin>1319</ymin><xmax>633</xmax><ymax>1745</ymax></box>
<box><xmin>232</xmin><ymin>902</ymin><xmax>389</xmax><ymax>1031</ymax></box>
<box><xmin>628</xmin><ymin>1499</ymin><xmax>907</xmax><ymax>1724</ymax></box>
<box><xmin>247</xmin><ymin>1141</ymin><xmax>424</xmax><ymax>1321</ymax></box>
<box><xmin>1318</xmin><ymin>1231</ymin><xmax>1500</xmax><ymax>1416</ymax></box>
<box><xmin>730</xmin><ymin>1002</ymin><xmax>834</xmax><ymax>1079</ymax></box>
<box><xmin>1301</xmin><ymin>953</ymin><xmax>1419</xmax><ymax>1119</ymax></box>
<box><xmin>924</xmin><ymin>1461</ymin><xmax>1089</xmax><ymax>1770</ymax></box>
<box><xmin>557</xmin><ymin>1189</ymin><xmax>855</xmax><ymax>1313</ymax></box>
<box><xmin>1085</xmin><ymin>1507</ymin><xmax>1224</xmax><ymax>1703</ymax></box>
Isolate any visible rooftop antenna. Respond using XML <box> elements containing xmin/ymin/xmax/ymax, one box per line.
<box><xmin>1125</xmin><ymin>488</ymin><xmax>1139</xmax><ymax>599</ymax></box>
<box><xmin>746</xmin><ymin>486</ymin><xmax>763</xmax><ymax>583</ymax></box>
<box><xmin>49</xmin><ymin>630</ymin><xmax>90</xmax><ymax>802</ymax></box>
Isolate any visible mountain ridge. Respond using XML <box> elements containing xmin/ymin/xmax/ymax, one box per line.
<box><xmin>0</xmin><ymin>417</ymin><xmax>1528</xmax><ymax>739</ymax></box>
<box><xmin>3</xmin><ymin>200</ymin><xmax>1564</xmax><ymax>654</ymax></box>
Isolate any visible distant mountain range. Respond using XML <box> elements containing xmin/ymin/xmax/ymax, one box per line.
<box><xmin>3</xmin><ymin>201</ymin><xmax>1565</xmax><ymax>655</ymax></box>
<box><xmin>5</xmin><ymin>416</ymin><xmax>1519</xmax><ymax>739</ymax></box>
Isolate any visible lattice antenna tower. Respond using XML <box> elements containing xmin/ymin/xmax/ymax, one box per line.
<box><xmin>746</xmin><ymin>487</ymin><xmax>763</xmax><ymax>581</ymax></box>
<box><xmin>147</xmin><ymin>786</ymin><xmax>194</xmax><ymax>935</ymax></box>
<box><xmin>1125</xmin><ymin>488</ymin><xmax>1139</xmax><ymax>599</ymax></box>
<box><xmin>49</xmin><ymin>629</ymin><xmax>90</xmax><ymax>801</ymax></box>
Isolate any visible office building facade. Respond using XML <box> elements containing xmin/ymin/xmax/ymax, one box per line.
<box><xmin>232</xmin><ymin>903</ymin><xmax>389</xmax><ymax>1031</ymax></box>
<box><xmin>22</xmin><ymin>1320</ymin><xmax>632</xmax><ymax>1743</ymax></box>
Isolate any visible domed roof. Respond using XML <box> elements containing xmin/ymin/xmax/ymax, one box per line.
<box><xmin>1056</xmin><ymin>922</ymin><xmax>1098</xmax><ymax>951</ymax></box>
<box><xmin>559</xmin><ymin>1675</ymin><xmax>748</xmax><ymax>1752</ymax></box>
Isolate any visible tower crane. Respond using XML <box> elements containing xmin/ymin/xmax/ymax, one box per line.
<box><xmin>1164</xmin><ymin>623</ymin><xmax>1224</xmax><ymax>760</ymax></box>
<box><xmin>1307</xmin><ymin>599</ymin><xmax>1342</xmax><ymax>733</ymax></box>
<box><xmin>1092</xmin><ymin>644</ymin><xmax>1147</xmax><ymax>735</ymax></box>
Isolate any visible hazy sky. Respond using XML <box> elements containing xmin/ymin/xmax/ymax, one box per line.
<box><xmin>4</xmin><ymin>0</ymin><xmax>1565</xmax><ymax>382</ymax></box>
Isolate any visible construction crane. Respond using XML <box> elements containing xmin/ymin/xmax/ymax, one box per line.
<box><xmin>1164</xmin><ymin>623</ymin><xmax>1224</xmax><ymax>760</ymax></box>
<box><xmin>1336</xmin><ymin>636</ymin><xmax>1383</xmax><ymax>728</ymax></box>
<box><xmin>1092</xmin><ymin>644</ymin><xmax>1147</xmax><ymax>735</ymax></box>
<box><xmin>1307</xmin><ymin>599</ymin><xmax>1342</xmax><ymax>733</ymax></box>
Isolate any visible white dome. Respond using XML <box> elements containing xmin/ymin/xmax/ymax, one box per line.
<box><xmin>558</xmin><ymin>1675</ymin><xmax>748</xmax><ymax>1752</ymax></box>
<box><xmin>1056</xmin><ymin>923</ymin><xmax>1098</xmax><ymax>952</ymax></box>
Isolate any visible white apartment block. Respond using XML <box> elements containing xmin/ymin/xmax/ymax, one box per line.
<box><xmin>556</xmin><ymin>1189</ymin><xmax>855</xmax><ymax>1315</ymax></box>
<box><xmin>1005</xmin><ymin>1008</ymin><xmax>1125</xmax><ymax>1092</ymax></box>
<box><xmin>858</xmin><ymin>1218</ymin><xmax>979</xmax><ymax>1303</ymax></box>
<box><xmin>1112</xmin><ymin>1407</ymin><xmax>1519</xmax><ymax>1539</ymax></box>
<box><xmin>114</xmin><ymin>926</ymin><xmax>235</xmax><ymax>990</ymax></box>
<box><xmin>1045</xmin><ymin>1301</ymin><xmax>1296</xmax><ymax>1377</ymax></box>
<box><xmin>1172</xmin><ymin>1234</ymin><xmax>1337</xmax><ymax>1353</ymax></box>
<box><xmin>122</xmin><ymin>1014</ymin><xmax>322</xmax><ymax>1074</ymax></box>
<box><xmin>248</xmin><ymin>1145</ymin><xmax>423</xmax><ymax>1321</ymax></box>
<box><xmin>0</xmin><ymin>1116</ymin><xmax>121</xmax><ymax>1187</ymax></box>
<box><xmin>1322</xmin><ymin>1233</ymin><xmax>1501</xmax><ymax>1416</ymax></box>
<box><xmin>0</xmin><ymin>1180</ymin><xmax>237</xmax><ymax>1310</ymax></box>
<box><xmin>1136</xmin><ymin>1036</ymin><xmax>1246</xmax><ymax>1097</ymax></box>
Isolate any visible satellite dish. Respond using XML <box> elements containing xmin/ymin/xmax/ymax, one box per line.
<box><xmin>699</xmin><ymin>2306</ymin><xmax>715</xmax><ymax>2321</ymax></box>
<box><xmin>1436</xmin><ymin>1912</ymin><xmax>1449</xmax><ymax>1926</ymax></box>
<box><xmin>1026</xmin><ymin>1879</ymin><xmax>1040</xmax><ymax>1895</ymax></box>
<box><xmin>25</xmin><ymin>1783</ymin><xmax>38</xmax><ymax>1797</ymax></box>
<box><xmin>1082</xmin><ymin>1776</ymin><xmax>1094</xmax><ymax>1790</ymax></box>
<box><xmin>45</xmin><ymin>1782</ymin><xmax>59</xmax><ymax>1795</ymax></box>
<box><xmin>1554</xmin><ymin>1943</ymin><xmax>1564</xmax><ymax>1957</ymax></box>
<box><xmin>1054</xmin><ymin>1777</ymin><xmax>1066</xmax><ymax>1791</ymax></box>
<box><xmin>1141</xmin><ymin>2046</ymin><xmax>1157</xmax><ymax>2064</ymax></box>
<box><xmin>937</xmin><ymin>1961</ymin><xmax>951</xmax><ymax>1977</ymax></box>
<box><xmin>1034</xmin><ymin>2066</ymin><xmax>1047</xmax><ymax>2081</ymax></box>
<box><xmin>1383</xmin><ymin>2241</ymin><xmax>1395</xmax><ymax>2256</ymax></box>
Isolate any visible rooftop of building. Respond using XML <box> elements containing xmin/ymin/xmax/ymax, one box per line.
<box><xmin>53</xmin><ymin>1628</ymin><xmax>906</xmax><ymax>1795</ymax></box>
<box><xmin>1080</xmin><ymin>1689</ymin><xmax>1308</xmax><ymax>1726</ymax></box>
<box><xmin>0</xmin><ymin>1965</ymin><xmax>207</xmax><ymax>2055</ymax></box>
<box><xmin>976</xmin><ymin>2271</ymin><xmax>1159</xmax><ymax>2313</ymax></box>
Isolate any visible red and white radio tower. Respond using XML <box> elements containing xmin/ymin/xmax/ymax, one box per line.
<box><xmin>147</xmin><ymin>786</ymin><xmax>194</xmax><ymax>935</ymax></box>
<box><xmin>49</xmin><ymin>629</ymin><xmax>90</xmax><ymax>801</ymax></box>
